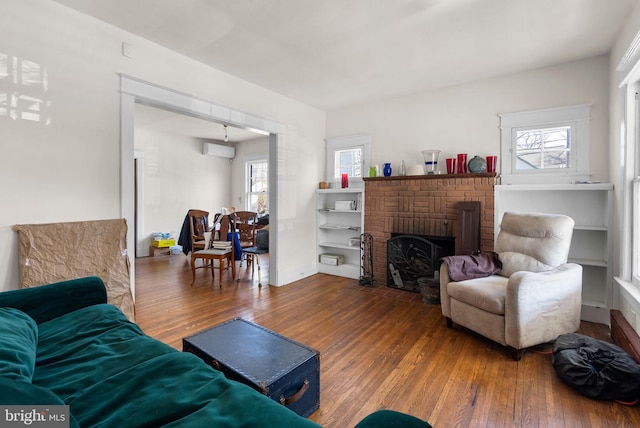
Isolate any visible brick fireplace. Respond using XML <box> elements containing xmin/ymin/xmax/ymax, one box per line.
<box><xmin>363</xmin><ymin>173</ymin><xmax>497</xmax><ymax>286</ymax></box>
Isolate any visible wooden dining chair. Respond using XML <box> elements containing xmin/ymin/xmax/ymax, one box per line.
<box><xmin>187</xmin><ymin>209</ymin><xmax>211</xmax><ymax>252</ymax></box>
<box><xmin>234</xmin><ymin>211</ymin><xmax>258</xmax><ymax>265</ymax></box>
<box><xmin>190</xmin><ymin>214</ymin><xmax>236</xmax><ymax>286</ymax></box>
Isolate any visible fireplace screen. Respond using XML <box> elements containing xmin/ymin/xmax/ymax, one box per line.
<box><xmin>387</xmin><ymin>234</ymin><xmax>454</xmax><ymax>293</ymax></box>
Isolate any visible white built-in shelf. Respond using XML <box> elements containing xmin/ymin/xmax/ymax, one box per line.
<box><xmin>319</xmin><ymin>225</ymin><xmax>361</xmax><ymax>232</ymax></box>
<box><xmin>316</xmin><ymin>188</ymin><xmax>364</xmax><ymax>279</ymax></box>
<box><xmin>319</xmin><ymin>242</ymin><xmax>360</xmax><ymax>251</ymax></box>
<box><xmin>318</xmin><ymin>208</ymin><xmax>363</xmax><ymax>213</ymax></box>
<box><xmin>574</xmin><ymin>225</ymin><xmax>608</xmax><ymax>231</ymax></box>
<box><xmin>568</xmin><ymin>258</ymin><xmax>608</xmax><ymax>267</ymax></box>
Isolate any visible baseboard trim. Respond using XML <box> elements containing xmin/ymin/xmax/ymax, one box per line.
<box><xmin>610</xmin><ymin>309</ymin><xmax>640</xmax><ymax>363</ymax></box>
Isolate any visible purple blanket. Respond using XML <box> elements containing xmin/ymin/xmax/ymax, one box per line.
<box><xmin>441</xmin><ymin>252</ymin><xmax>502</xmax><ymax>281</ymax></box>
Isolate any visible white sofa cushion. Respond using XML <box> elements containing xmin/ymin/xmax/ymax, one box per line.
<box><xmin>447</xmin><ymin>275</ymin><xmax>509</xmax><ymax>315</ymax></box>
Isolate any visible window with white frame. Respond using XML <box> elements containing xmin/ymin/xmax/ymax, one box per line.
<box><xmin>618</xmin><ymin>40</ymin><xmax>640</xmax><ymax>292</ymax></box>
<box><xmin>335</xmin><ymin>147</ymin><xmax>362</xmax><ymax>178</ymax></box>
<box><xmin>326</xmin><ymin>134</ymin><xmax>371</xmax><ymax>186</ymax></box>
<box><xmin>617</xmin><ymin>31</ymin><xmax>640</xmax><ymax>296</ymax></box>
<box><xmin>514</xmin><ymin>125</ymin><xmax>571</xmax><ymax>170</ymax></box>
<box><xmin>630</xmin><ymin>86</ymin><xmax>640</xmax><ymax>288</ymax></box>
<box><xmin>500</xmin><ymin>105</ymin><xmax>591</xmax><ymax>184</ymax></box>
<box><xmin>245</xmin><ymin>159</ymin><xmax>268</xmax><ymax>214</ymax></box>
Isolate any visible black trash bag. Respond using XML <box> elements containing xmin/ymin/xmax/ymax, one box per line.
<box><xmin>552</xmin><ymin>333</ymin><xmax>640</xmax><ymax>401</ymax></box>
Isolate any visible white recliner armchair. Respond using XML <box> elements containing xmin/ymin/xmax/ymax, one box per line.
<box><xmin>440</xmin><ymin>211</ymin><xmax>582</xmax><ymax>360</ymax></box>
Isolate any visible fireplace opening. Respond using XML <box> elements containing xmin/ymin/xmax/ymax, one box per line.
<box><xmin>387</xmin><ymin>234</ymin><xmax>455</xmax><ymax>295</ymax></box>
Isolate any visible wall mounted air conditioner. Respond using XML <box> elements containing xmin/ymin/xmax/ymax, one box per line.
<box><xmin>202</xmin><ymin>142</ymin><xmax>235</xmax><ymax>159</ymax></box>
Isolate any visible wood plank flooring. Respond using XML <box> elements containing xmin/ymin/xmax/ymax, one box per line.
<box><xmin>134</xmin><ymin>254</ymin><xmax>640</xmax><ymax>428</ymax></box>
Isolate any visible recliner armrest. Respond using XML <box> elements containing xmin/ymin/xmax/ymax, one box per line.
<box><xmin>439</xmin><ymin>263</ymin><xmax>453</xmax><ymax>317</ymax></box>
<box><xmin>0</xmin><ymin>276</ymin><xmax>108</xmax><ymax>324</ymax></box>
<box><xmin>506</xmin><ymin>263</ymin><xmax>582</xmax><ymax>298</ymax></box>
<box><xmin>505</xmin><ymin>263</ymin><xmax>583</xmax><ymax>348</ymax></box>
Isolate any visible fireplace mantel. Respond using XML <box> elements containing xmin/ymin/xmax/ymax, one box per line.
<box><xmin>363</xmin><ymin>172</ymin><xmax>497</xmax><ymax>182</ymax></box>
<box><xmin>363</xmin><ymin>173</ymin><xmax>497</xmax><ymax>286</ymax></box>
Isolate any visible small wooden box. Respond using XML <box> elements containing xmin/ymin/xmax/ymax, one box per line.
<box><xmin>183</xmin><ymin>318</ymin><xmax>320</xmax><ymax>418</ymax></box>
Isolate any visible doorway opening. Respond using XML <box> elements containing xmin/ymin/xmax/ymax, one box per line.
<box><xmin>120</xmin><ymin>75</ymin><xmax>282</xmax><ymax>296</ymax></box>
<box><xmin>132</xmin><ymin>103</ymin><xmax>269</xmax><ymax>258</ymax></box>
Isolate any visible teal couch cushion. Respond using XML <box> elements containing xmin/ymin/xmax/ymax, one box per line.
<box><xmin>0</xmin><ymin>276</ymin><xmax>107</xmax><ymax>324</ymax></box>
<box><xmin>0</xmin><ymin>307</ymin><xmax>37</xmax><ymax>382</ymax></box>
<box><xmin>34</xmin><ymin>304</ymin><xmax>319</xmax><ymax>427</ymax></box>
<box><xmin>0</xmin><ymin>378</ymin><xmax>64</xmax><ymax>405</ymax></box>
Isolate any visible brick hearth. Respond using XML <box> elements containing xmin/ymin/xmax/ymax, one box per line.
<box><xmin>363</xmin><ymin>173</ymin><xmax>497</xmax><ymax>286</ymax></box>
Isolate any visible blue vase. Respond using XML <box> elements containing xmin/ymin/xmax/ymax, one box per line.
<box><xmin>383</xmin><ymin>163</ymin><xmax>392</xmax><ymax>177</ymax></box>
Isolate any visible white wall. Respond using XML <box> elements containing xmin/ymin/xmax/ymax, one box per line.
<box><xmin>326</xmin><ymin>55</ymin><xmax>610</xmax><ymax>182</ymax></box>
<box><xmin>0</xmin><ymin>0</ymin><xmax>325</xmax><ymax>291</ymax></box>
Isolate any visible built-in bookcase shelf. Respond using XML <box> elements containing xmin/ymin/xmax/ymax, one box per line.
<box><xmin>316</xmin><ymin>188</ymin><xmax>364</xmax><ymax>279</ymax></box>
<box><xmin>495</xmin><ymin>183</ymin><xmax>614</xmax><ymax>324</ymax></box>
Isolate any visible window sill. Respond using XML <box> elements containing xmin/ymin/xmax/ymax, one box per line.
<box><xmin>500</xmin><ymin>172</ymin><xmax>592</xmax><ymax>185</ymax></box>
<box><xmin>615</xmin><ymin>277</ymin><xmax>640</xmax><ymax>313</ymax></box>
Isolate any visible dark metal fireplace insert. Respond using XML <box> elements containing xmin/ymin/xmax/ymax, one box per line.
<box><xmin>387</xmin><ymin>234</ymin><xmax>455</xmax><ymax>294</ymax></box>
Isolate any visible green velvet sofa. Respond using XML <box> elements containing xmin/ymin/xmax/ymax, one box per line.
<box><xmin>0</xmin><ymin>276</ymin><xmax>323</xmax><ymax>427</ymax></box>
<box><xmin>0</xmin><ymin>276</ymin><xmax>431</xmax><ymax>428</ymax></box>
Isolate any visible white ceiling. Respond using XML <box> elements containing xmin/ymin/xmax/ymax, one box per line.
<box><xmin>134</xmin><ymin>103</ymin><xmax>263</xmax><ymax>143</ymax></box>
<box><xmin>52</xmin><ymin>0</ymin><xmax>637</xmax><ymax>112</ymax></box>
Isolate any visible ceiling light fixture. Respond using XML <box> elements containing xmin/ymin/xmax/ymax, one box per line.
<box><xmin>223</xmin><ymin>124</ymin><xmax>228</xmax><ymax>143</ymax></box>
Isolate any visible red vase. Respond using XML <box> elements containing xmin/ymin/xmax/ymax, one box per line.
<box><xmin>457</xmin><ymin>153</ymin><xmax>468</xmax><ymax>174</ymax></box>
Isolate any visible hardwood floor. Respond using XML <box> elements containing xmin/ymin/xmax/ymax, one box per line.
<box><xmin>134</xmin><ymin>254</ymin><xmax>640</xmax><ymax>428</ymax></box>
